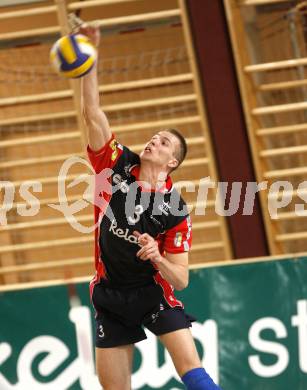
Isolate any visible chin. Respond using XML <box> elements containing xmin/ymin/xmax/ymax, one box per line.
<box><xmin>140</xmin><ymin>152</ymin><xmax>152</xmax><ymax>162</ymax></box>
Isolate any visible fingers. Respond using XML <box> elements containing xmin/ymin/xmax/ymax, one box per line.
<box><xmin>133</xmin><ymin>231</ymin><xmax>160</xmax><ymax>261</ymax></box>
<box><xmin>133</xmin><ymin>231</ymin><xmax>153</xmax><ymax>246</ymax></box>
<box><xmin>133</xmin><ymin>231</ymin><xmax>145</xmax><ymax>246</ymax></box>
<box><xmin>137</xmin><ymin>245</ymin><xmax>159</xmax><ymax>261</ymax></box>
<box><xmin>69</xmin><ymin>15</ymin><xmax>100</xmax><ymax>47</ymax></box>
<box><xmin>133</xmin><ymin>230</ymin><xmax>141</xmax><ymax>238</ymax></box>
<box><xmin>138</xmin><ymin>248</ymin><xmax>157</xmax><ymax>260</ymax></box>
<box><xmin>137</xmin><ymin>243</ymin><xmax>153</xmax><ymax>257</ymax></box>
<box><xmin>91</xmin><ymin>20</ymin><xmax>100</xmax><ymax>29</ymax></box>
<box><xmin>136</xmin><ymin>237</ymin><xmax>159</xmax><ymax>256</ymax></box>
<box><xmin>79</xmin><ymin>25</ymin><xmax>96</xmax><ymax>37</ymax></box>
<box><xmin>68</xmin><ymin>13</ymin><xmax>85</xmax><ymax>33</ymax></box>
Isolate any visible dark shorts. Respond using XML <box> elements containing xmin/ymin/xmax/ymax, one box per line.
<box><xmin>92</xmin><ymin>282</ymin><xmax>195</xmax><ymax>348</ymax></box>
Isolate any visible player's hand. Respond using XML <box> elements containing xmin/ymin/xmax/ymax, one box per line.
<box><xmin>68</xmin><ymin>14</ymin><xmax>101</xmax><ymax>48</ymax></box>
<box><xmin>79</xmin><ymin>23</ymin><xmax>100</xmax><ymax>48</ymax></box>
<box><xmin>133</xmin><ymin>231</ymin><xmax>163</xmax><ymax>263</ymax></box>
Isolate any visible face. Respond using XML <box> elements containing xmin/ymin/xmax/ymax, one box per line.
<box><xmin>140</xmin><ymin>131</ymin><xmax>180</xmax><ymax>172</ymax></box>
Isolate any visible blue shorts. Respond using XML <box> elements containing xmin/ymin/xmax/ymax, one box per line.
<box><xmin>92</xmin><ymin>282</ymin><xmax>195</xmax><ymax>348</ymax></box>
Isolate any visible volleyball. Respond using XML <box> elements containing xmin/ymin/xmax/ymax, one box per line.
<box><xmin>50</xmin><ymin>34</ymin><xmax>97</xmax><ymax>78</ymax></box>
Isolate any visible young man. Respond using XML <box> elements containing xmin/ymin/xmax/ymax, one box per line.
<box><xmin>80</xmin><ymin>23</ymin><xmax>221</xmax><ymax>390</ymax></box>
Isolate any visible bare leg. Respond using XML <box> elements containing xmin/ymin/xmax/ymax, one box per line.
<box><xmin>96</xmin><ymin>344</ymin><xmax>134</xmax><ymax>390</ymax></box>
<box><xmin>159</xmin><ymin>328</ymin><xmax>201</xmax><ymax>377</ymax></box>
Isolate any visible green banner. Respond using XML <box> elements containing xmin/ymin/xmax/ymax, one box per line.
<box><xmin>1</xmin><ymin>256</ymin><xmax>307</xmax><ymax>389</ymax></box>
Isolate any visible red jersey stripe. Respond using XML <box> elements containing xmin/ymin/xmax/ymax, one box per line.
<box><xmin>153</xmin><ymin>272</ymin><xmax>183</xmax><ymax>309</ymax></box>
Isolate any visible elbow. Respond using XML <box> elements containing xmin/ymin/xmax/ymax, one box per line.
<box><xmin>174</xmin><ymin>276</ymin><xmax>189</xmax><ymax>291</ymax></box>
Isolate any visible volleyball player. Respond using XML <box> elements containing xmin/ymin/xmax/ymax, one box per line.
<box><xmin>80</xmin><ymin>23</ymin><xmax>222</xmax><ymax>390</ymax></box>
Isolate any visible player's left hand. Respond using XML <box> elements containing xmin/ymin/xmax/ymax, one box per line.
<box><xmin>79</xmin><ymin>23</ymin><xmax>100</xmax><ymax>48</ymax></box>
<box><xmin>133</xmin><ymin>231</ymin><xmax>162</xmax><ymax>263</ymax></box>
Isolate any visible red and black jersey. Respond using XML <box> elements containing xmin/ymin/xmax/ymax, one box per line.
<box><xmin>88</xmin><ymin>136</ymin><xmax>192</xmax><ymax>305</ymax></box>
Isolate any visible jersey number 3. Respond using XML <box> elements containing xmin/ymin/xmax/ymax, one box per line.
<box><xmin>128</xmin><ymin>205</ymin><xmax>144</xmax><ymax>224</ymax></box>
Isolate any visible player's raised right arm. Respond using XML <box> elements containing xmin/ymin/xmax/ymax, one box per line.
<box><xmin>80</xmin><ymin>25</ymin><xmax>112</xmax><ymax>151</ymax></box>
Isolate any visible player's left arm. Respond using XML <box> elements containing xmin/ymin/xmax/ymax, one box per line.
<box><xmin>156</xmin><ymin>251</ymin><xmax>189</xmax><ymax>291</ymax></box>
<box><xmin>134</xmin><ymin>228</ymin><xmax>190</xmax><ymax>291</ymax></box>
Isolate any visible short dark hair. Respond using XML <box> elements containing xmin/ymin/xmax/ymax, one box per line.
<box><xmin>167</xmin><ymin>128</ymin><xmax>188</xmax><ymax>170</ymax></box>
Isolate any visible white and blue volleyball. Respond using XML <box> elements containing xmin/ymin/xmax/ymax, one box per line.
<box><xmin>50</xmin><ymin>34</ymin><xmax>97</xmax><ymax>78</ymax></box>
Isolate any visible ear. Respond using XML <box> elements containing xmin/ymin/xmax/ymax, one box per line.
<box><xmin>167</xmin><ymin>158</ymin><xmax>179</xmax><ymax>170</ymax></box>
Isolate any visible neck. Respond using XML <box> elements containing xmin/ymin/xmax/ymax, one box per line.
<box><xmin>139</xmin><ymin>162</ymin><xmax>168</xmax><ymax>190</ymax></box>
